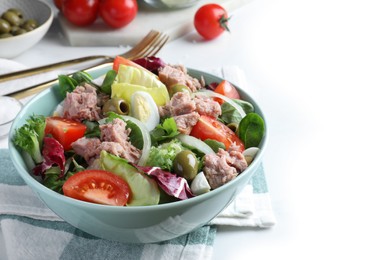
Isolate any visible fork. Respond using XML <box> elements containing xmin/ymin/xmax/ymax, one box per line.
<box><xmin>0</xmin><ymin>30</ymin><xmax>169</xmax><ymax>83</ymax></box>
<box><xmin>5</xmin><ymin>31</ymin><xmax>169</xmax><ymax>100</ymax></box>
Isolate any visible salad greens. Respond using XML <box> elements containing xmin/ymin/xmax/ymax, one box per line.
<box><xmin>12</xmin><ymin>56</ymin><xmax>266</xmax><ymax>207</ymax></box>
<box><xmin>13</xmin><ymin>115</ymin><xmax>46</xmax><ymax>166</ymax></box>
<box><xmin>100</xmin><ymin>151</ymin><xmax>160</xmax><ymax>206</ymax></box>
<box><xmin>238</xmin><ymin>112</ymin><xmax>265</xmax><ymax>149</ymax></box>
<box><xmin>146</xmin><ymin>139</ymin><xmax>185</xmax><ymax>172</ymax></box>
<box><xmin>150</xmin><ymin>117</ymin><xmax>180</xmax><ymax>146</ymax></box>
<box><xmin>112</xmin><ymin>65</ymin><xmax>169</xmax><ymax>106</ymax></box>
<box><xmin>58</xmin><ymin>71</ymin><xmax>93</xmax><ymax>98</ymax></box>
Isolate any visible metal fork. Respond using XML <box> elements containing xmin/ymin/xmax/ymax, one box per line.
<box><xmin>5</xmin><ymin>31</ymin><xmax>169</xmax><ymax>100</ymax></box>
<box><xmin>0</xmin><ymin>30</ymin><xmax>169</xmax><ymax>83</ymax></box>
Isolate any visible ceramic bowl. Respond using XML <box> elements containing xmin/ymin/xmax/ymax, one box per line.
<box><xmin>0</xmin><ymin>0</ymin><xmax>53</xmax><ymax>58</ymax></box>
<box><xmin>8</xmin><ymin>64</ymin><xmax>268</xmax><ymax>243</ymax></box>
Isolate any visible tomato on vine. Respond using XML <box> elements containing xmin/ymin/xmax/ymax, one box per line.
<box><xmin>62</xmin><ymin>0</ymin><xmax>99</xmax><ymax>27</ymax></box>
<box><xmin>194</xmin><ymin>4</ymin><xmax>230</xmax><ymax>40</ymax></box>
<box><xmin>99</xmin><ymin>0</ymin><xmax>138</xmax><ymax>29</ymax></box>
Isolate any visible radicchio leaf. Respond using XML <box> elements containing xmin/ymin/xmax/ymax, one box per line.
<box><xmin>33</xmin><ymin>137</ymin><xmax>66</xmax><ymax>178</ymax></box>
<box><xmin>136</xmin><ymin>165</ymin><xmax>194</xmax><ymax>200</ymax></box>
<box><xmin>132</xmin><ymin>56</ymin><xmax>166</xmax><ymax>75</ymax></box>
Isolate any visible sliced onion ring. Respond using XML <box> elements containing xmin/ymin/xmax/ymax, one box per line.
<box><xmin>177</xmin><ymin>134</ymin><xmax>215</xmax><ymax>155</ymax></box>
<box><xmin>192</xmin><ymin>89</ymin><xmax>246</xmax><ymax>118</ymax></box>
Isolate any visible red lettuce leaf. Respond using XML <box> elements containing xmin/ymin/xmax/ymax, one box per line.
<box><xmin>132</xmin><ymin>56</ymin><xmax>166</xmax><ymax>75</ymax></box>
<box><xmin>136</xmin><ymin>165</ymin><xmax>194</xmax><ymax>200</ymax></box>
<box><xmin>33</xmin><ymin>137</ymin><xmax>66</xmax><ymax>178</ymax></box>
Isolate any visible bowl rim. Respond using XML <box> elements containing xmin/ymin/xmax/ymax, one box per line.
<box><xmin>9</xmin><ymin>64</ymin><xmax>269</xmax><ymax>212</ymax></box>
<box><xmin>0</xmin><ymin>0</ymin><xmax>54</xmax><ymax>42</ymax></box>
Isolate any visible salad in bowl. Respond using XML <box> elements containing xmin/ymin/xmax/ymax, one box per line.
<box><xmin>9</xmin><ymin>56</ymin><xmax>267</xmax><ymax>242</ymax></box>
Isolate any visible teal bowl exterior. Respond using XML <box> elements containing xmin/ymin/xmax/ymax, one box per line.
<box><xmin>8</xmin><ymin>64</ymin><xmax>268</xmax><ymax>243</ymax></box>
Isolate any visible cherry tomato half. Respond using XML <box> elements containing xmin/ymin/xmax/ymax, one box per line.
<box><xmin>62</xmin><ymin>0</ymin><xmax>99</xmax><ymax>27</ymax></box>
<box><xmin>63</xmin><ymin>170</ymin><xmax>131</xmax><ymax>206</ymax></box>
<box><xmin>190</xmin><ymin>115</ymin><xmax>245</xmax><ymax>152</ymax></box>
<box><xmin>214</xmin><ymin>80</ymin><xmax>241</xmax><ymax>104</ymax></box>
<box><xmin>45</xmin><ymin>116</ymin><xmax>87</xmax><ymax>151</ymax></box>
<box><xmin>99</xmin><ymin>0</ymin><xmax>138</xmax><ymax>29</ymax></box>
<box><xmin>194</xmin><ymin>4</ymin><xmax>230</xmax><ymax>40</ymax></box>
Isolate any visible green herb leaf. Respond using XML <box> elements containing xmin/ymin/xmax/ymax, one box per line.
<box><xmin>100</xmin><ymin>69</ymin><xmax>117</xmax><ymax>95</ymax></box>
<box><xmin>203</xmin><ymin>139</ymin><xmax>226</xmax><ymax>152</ymax></box>
<box><xmin>150</xmin><ymin>117</ymin><xmax>180</xmax><ymax>145</ymax></box>
<box><xmin>238</xmin><ymin>113</ymin><xmax>265</xmax><ymax>149</ymax></box>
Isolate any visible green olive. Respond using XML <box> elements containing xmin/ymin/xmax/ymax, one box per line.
<box><xmin>0</xmin><ymin>33</ymin><xmax>12</xmax><ymax>38</ymax></box>
<box><xmin>2</xmin><ymin>11</ymin><xmax>22</xmax><ymax>26</ymax></box>
<box><xmin>13</xmin><ymin>28</ymin><xmax>27</xmax><ymax>36</ymax></box>
<box><xmin>7</xmin><ymin>8</ymin><xmax>24</xmax><ymax>20</ymax></box>
<box><xmin>0</xmin><ymin>19</ymin><xmax>11</xmax><ymax>34</ymax></box>
<box><xmin>168</xmin><ymin>84</ymin><xmax>191</xmax><ymax>98</ymax></box>
<box><xmin>102</xmin><ymin>98</ymin><xmax>130</xmax><ymax>115</ymax></box>
<box><xmin>173</xmin><ymin>150</ymin><xmax>199</xmax><ymax>181</ymax></box>
<box><xmin>22</xmin><ymin>19</ymin><xmax>38</xmax><ymax>31</ymax></box>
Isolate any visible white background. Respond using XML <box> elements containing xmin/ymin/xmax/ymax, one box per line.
<box><xmin>2</xmin><ymin>0</ymin><xmax>390</xmax><ymax>259</ymax></box>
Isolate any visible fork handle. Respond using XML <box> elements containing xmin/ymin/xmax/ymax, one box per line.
<box><xmin>0</xmin><ymin>55</ymin><xmax>112</xmax><ymax>83</ymax></box>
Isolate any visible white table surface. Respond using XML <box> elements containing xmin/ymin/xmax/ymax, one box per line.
<box><xmin>2</xmin><ymin>0</ymin><xmax>390</xmax><ymax>259</ymax></box>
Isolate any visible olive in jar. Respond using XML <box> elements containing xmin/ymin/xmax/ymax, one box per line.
<box><xmin>173</xmin><ymin>150</ymin><xmax>199</xmax><ymax>181</ymax></box>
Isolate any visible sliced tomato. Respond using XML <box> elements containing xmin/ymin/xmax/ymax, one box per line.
<box><xmin>214</xmin><ymin>80</ymin><xmax>241</xmax><ymax>104</ymax></box>
<box><xmin>45</xmin><ymin>117</ymin><xmax>87</xmax><ymax>151</ymax></box>
<box><xmin>190</xmin><ymin>115</ymin><xmax>245</xmax><ymax>152</ymax></box>
<box><xmin>112</xmin><ymin>56</ymin><xmax>147</xmax><ymax>72</ymax></box>
<box><xmin>63</xmin><ymin>170</ymin><xmax>130</xmax><ymax>206</ymax></box>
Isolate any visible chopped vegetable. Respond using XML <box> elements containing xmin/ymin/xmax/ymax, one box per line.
<box><xmin>99</xmin><ymin>151</ymin><xmax>160</xmax><ymax>206</ymax></box>
<box><xmin>132</xmin><ymin>56</ymin><xmax>166</xmax><ymax>75</ymax></box>
<box><xmin>63</xmin><ymin>169</ymin><xmax>130</xmax><ymax>206</ymax></box>
<box><xmin>45</xmin><ymin>117</ymin><xmax>87</xmax><ymax>151</ymax></box>
<box><xmin>190</xmin><ymin>115</ymin><xmax>245</xmax><ymax>152</ymax></box>
<box><xmin>190</xmin><ymin>172</ymin><xmax>211</xmax><ymax>195</ymax></box>
<box><xmin>176</xmin><ymin>134</ymin><xmax>215</xmax><ymax>155</ymax></box>
<box><xmin>13</xmin><ymin>115</ymin><xmax>46</xmax><ymax>164</ymax></box>
<box><xmin>214</xmin><ymin>80</ymin><xmax>241</xmax><ymax>104</ymax></box>
<box><xmin>238</xmin><ymin>112</ymin><xmax>265</xmax><ymax>149</ymax></box>
<box><xmin>146</xmin><ymin>139</ymin><xmax>185</xmax><ymax>172</ymax></box>
<box><xmin>111</xmin><ymin>64</ymin><xmax>170</xmax><ymax>106</ymax></box>
<box><xmin>137</xmin><ymin>165</ymin><xmax>194</xmax><ymax>200</ymax></box>
<box><xmin>150</xmin><ymin>117</ymin><xmax>180</xmax><ymax>145</ymax></box>
<box><xmin>33</xmin><ymin>137</ymin><xmax>66</xmax><ymax>178</ymax></box>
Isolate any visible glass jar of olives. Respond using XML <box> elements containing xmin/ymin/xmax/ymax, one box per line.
<box><xmin>0</xmin><ymin>8</ymin><xmax>39</xmax><ymax>39</ymax></box>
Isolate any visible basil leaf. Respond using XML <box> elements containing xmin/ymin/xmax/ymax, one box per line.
<box><xmin>71</xmin><ymin>71</ymin><xmax>93</xmax><ymax>84</ymax></box>
<box><xmin>150</xmin><ymin>117</ymin><xmax>180</xmax><ymax>145</ymax></box>
<box><xmin>204</xmin><ymin>139</ymin><xmax>226</xmax><ymax>152</ymax></box>
<box><xmin>58</xmin><ymin>75</ymin><xmax>78</xmax><ymax>98</ymax></box>
<box><xmin>238</xmin><ymin>113</ymin><xmax>265</xmax><ymax>149</ymax></box>
<box><xmin>100</xmin><ymin>69</ymin><xmax>117</xmax><ymax>95</ymax></box>
<box><xmin>233</xmin><ymin>99</ymin><xmax>254</xmax><ymax>114</ymax></box>
<box><xmin>83</xmin><ymin>120</ymin><xmax>101</xmax><ymax>138</ymax></box>
<box><xmin>220</xmin><ymin>102</ymin><xmax>243</xmax><ymax>124</ymax></box>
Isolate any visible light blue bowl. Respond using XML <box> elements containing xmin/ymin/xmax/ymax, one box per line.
<box><xmin>8</xmin><ymin>64</ymin><xmax>268</xmax><ymax>243</ymax></box>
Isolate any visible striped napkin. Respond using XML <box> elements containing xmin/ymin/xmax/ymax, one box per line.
<box><xmin>0</xmin><ymin>66</ymin><xmax>276</xmax><ymax>260</ymax></box>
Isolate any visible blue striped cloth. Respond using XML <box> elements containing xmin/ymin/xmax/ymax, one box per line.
<box><xmin>0</xmin><ymin>148</ymin><xmax>274</xmax><ymax>260</ymax></box>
